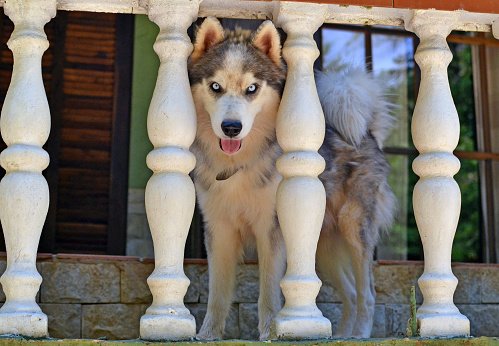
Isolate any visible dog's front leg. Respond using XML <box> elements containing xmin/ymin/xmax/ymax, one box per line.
<box><xmin>316</xmin><ymin>233</ymin><xmax>357</xmax><ymax>337</ymax></box>
<box><xmin>349</xmin><ymin>248</ymin><xmax>375</xmax><ymax>338</ymax></box>
<box><xmin>255</xmin><ymin>221</ymin><xmax>286</xmax><ymax>340</ymax></box>
<box><xmin>197</xmin><ymin>224</ymin><xmax>242</xmax><ymax>340</ymax></box>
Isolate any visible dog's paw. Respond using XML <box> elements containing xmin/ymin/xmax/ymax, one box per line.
<box><xmin>333</xmin><ymin>332</ymin><xmax>352</xmax><ymax>339</ymax></box>
<box><xmin>259</xmin><ymin>332</ymin><xmax>270</xmax><ymax>341</ymax></box>
<box><xmin>196</xmin><ymin>330</ymin><xmax>222</xmax><ymax>341</ymax></box>
<box><xmin>258</xmin><ymin>318</ymin><xmax>275</xmax><ymax>341</ymax></box>
<box><xmin>350</xmin><ymin>330</ymin><xmax>370</xmax><ymax>339</ymax></box>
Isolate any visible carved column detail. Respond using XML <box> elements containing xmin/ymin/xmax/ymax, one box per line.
<box><xmin>139</xmin><ymin>0</ymin><xmax>200</xmax><ymax>341</ymax></box>
<box><xmin>271</xmin><ymin>2</ymin><xmax>332</xmax><ymax>340</ymax></box>
<box><xmin>0</xmin><ymin>0</ymin><xmax>56</xmax><ymax>337</ymax></box>
<box><xmin>405</xmin><ymin>10</ymin><xmax>470</xmax><ymax>337</ymax></box>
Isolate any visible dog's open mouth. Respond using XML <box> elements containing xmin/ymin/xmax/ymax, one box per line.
<box><xmin>220</xmin><ymin>139</ymin><xmax>242</xmax><ymax>155</ymax></box>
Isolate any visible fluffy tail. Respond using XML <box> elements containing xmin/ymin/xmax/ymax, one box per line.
<box><xmin>316</xmin><ymin>69</ymin><xmax>394</xmax><ymax>148</ymax></box>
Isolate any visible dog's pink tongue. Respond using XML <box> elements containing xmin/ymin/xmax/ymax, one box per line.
<box><xmin>220</xmin><ymin>139</ymin><xmax>241</xmax><ymax>154</ymax></box>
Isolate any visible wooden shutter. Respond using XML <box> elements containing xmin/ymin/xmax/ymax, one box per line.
<box><xmin>0</xmin><ymin>10</ymin><xmax>133</xmax><ymax>255</ymax></box>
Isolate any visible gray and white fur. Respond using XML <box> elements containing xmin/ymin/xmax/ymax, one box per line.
<box><xmin>188</xmin><ymin>17</ymin><xmax>396</xmax><ymax>341</ymax></box>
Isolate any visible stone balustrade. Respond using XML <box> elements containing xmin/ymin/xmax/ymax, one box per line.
<box><xmin>0</xmin><ymin>0</ymin><xmax>497</xmax><ymax>341</ymax></box>
<box><xmin>272</xmin><ymin>2</ymin><xmax>331</xmax><ymax>340</ymax></box>
<box><xmin>0</xmin><ymin>0</ymin><xmax>56</xmax><ymax>337</ymax></box>
<box><xmin>405</xmin><ymin>10</ymin><xmax>470</xmax><ymax>337</ymax></box>
<box><xmin>138</xmin><ymin>0</ymin><xmax>200</xmax><ymax>341</ymax></box>
<box><xmin>1</xmin><ymin>256</ymin><xmax>499</xmax><ymax>339</ymax></box>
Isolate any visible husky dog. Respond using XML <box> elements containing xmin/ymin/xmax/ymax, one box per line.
<box><xmin>188</xmin><ymin>17</ymin><xmax>396</xmax><ymax>340</ymax></box>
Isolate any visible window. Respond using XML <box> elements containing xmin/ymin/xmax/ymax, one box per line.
<box><xmin>321</xmin><ymin>24</ymin><xmax>499</xmax><ymax>262</ymax></box>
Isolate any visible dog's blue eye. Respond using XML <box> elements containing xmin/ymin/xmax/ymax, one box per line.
<box><xmin>246</xmin><ymin>84</ymin><xmax>258</xmax><ymax>94</ymax></box>
<box><xmin>210</xmin><ymin>82</ymin><xmax>222</xmax><ymax>93</ymax></box>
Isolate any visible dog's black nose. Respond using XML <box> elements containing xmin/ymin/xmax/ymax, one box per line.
<box><xmin>221</xmin><ymin>120</ymin><xmax>242</xmax><ymax>138</ymax></box>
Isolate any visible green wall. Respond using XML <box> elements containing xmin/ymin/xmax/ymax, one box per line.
<box><xmin>128</xmin><ymin>15</ymin><xmax>159</xmax><ymax>189</ymax></box>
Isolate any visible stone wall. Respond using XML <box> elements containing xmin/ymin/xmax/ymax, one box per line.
<box><xmin>126</xmin><ymin>189</ymin><xmax>153</xmax><ymax>258</ymax></box>
<box><xmin>0</xmin><ymin>255</ymin><xmax>498</xmax><ymax>339</ymax></box>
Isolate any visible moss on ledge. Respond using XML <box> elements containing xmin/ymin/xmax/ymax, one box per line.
<box><xmin>0</xmin><ymin>337</ymin><xmax>498</xmax><ymax>346</ymax></box>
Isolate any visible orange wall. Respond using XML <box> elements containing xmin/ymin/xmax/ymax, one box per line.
<box><xmin>284</xmin><ymin>0</ymin><xmax>499</xmax><ymax>13</ymax></box>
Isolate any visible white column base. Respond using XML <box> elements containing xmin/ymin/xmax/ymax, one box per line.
<box><xmin>418</xmin><ymin>313</ymin><xmax>470</xmax><ymax>337</ymax></box>
<box><xmin>140</xmin><ymin>271</ymin><xmax>196</xmax><ymax>341</ymax></box>
<box><xmin>0</xmin><ymin>312</ymin><xmax>48</xmax><ymax>337</ymax></box>
<box><xmin>272</xmin><ymin>311</ymin><xmax>332</xmax><ymax>340</ymax></box>
<box><xmin>271</xmin><ymin>277</ymin><xmax>332</xmax><ymax>340</ymax></box>
<box><xmin>140</xmin><ymin>309</ymin><xmax>196</xmax><ymax>341</ymax></box>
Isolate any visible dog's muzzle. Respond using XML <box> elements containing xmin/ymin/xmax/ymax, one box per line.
<box><xmin>219</xmin><ymin>120</ymin><xmax>242</xmax><ymax>155</ymax></box>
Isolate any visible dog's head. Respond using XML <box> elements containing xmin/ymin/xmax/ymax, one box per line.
<box><xmin>189</xmin><ymin>18</ymin><xmax>285</xmax><ymax>156</ymax></box>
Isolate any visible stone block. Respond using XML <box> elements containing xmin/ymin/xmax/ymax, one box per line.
<box><xmin>481</xmin><ymin>267</ymin><xmax>499</xmax><ymax>303</ymax></box>
<box><xmin>120</xmin><ymin>262</ymin><xmax>153</xmax><ymax>304</ymax></box>
<box><xmin>235</xmin><ymin>264</ymin><xmax>259</xmax><ymax>303</ymax></box>
<box><xmin>36</xmin><ymin>262</ymin><xmax>42</xmax><ymax>303</ymax></box>
<box><xmin>458</xmin><ymin>304</ymin><xmax>499</xmax><ymax>336</ymax></box>
<box><xmin>239</xmin><ymin>303</ymin><xmax>258</xmax><ymax>340</ymax></box>
<box><xmin>187</xmin><ymin>303</ymin><xmax>240</xmax><ymax>339</ymax></box>
<box><xmin>372</xmin><ymin>305</ymin><xmax>386</xmax><ymax>338</ymax></box>
<box><xmin>385</xmin><ymin>304</ymin><xmax>411</xmax><ymax>337</ymax></box>
<box><xmin>200</xmin><ymin>264</ymin><xmax>259</xmax><ymax>304</ymax></box>
<box><xmin>126</xmin><ymin>239</ymin><xmax>154</xmax><ymax>258</ymax></box>
<box><xmin>453</xmin><ymin>266</ymin><xmax>481</xmax><ymax>304</ymax></box>
<box><xmin>318</xmin><ymin>303</ymin><xmax>385</xmax><ymax>338</ymax></box>
<box><xmin>126</xmin><ymin>239</ymin><xmax>139</xmax><ymax>256</ymax></box>
<box><xmin>185</xmin><ymin>264</ymin><xmax>201</xmax><ymax>303</ymax></box>
<box><xmin>127</xmin><ymin>212</ymin><xmax>149</xmax><ymax>240</ymax></box>
<box><xmin>374</xmin><ymin>264</ymin><xmax>423</xmax><ymax>304</ymax></box>
<box><xmin>317</xmin><ymin>283</ymin><xmax>341</xmax><ymax>303</ymax></box>
<box><xmin>0</xmin><ymin>260</ymin><xmax>5</xmax><ymax>302</ymax></box>
<box><xmin>317</xmin><ymin>303</ymin><xmax>342</xmax><ymax>335</ymax></box>
<box><xmin>198</xmin><ymin>265</ymin><xmax>209</xmax><ymax>303</ymax></box>
<box><xmin>40</xmin><ymin>303</ymin><xmax>81</xmax><ymax>338</ymax></box>
<box><xmin>82</xmin><ymin>303</ymin><xmax>145</xmax><ymax>340</ymax></box>
<box><xmin>127</xmin><ymin>188</ymin><xmax>146</xmax><ymax>214</ymax></box>
<box><xmin>41</xmin><ymin>262</ymin><xmax>120</xmax><ymax>303</ymax></box>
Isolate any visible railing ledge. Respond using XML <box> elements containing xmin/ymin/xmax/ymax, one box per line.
<box><xmin>0</xmin><ymin>1</ymin><xmax>496</xmax><ymax>33</ymax></box>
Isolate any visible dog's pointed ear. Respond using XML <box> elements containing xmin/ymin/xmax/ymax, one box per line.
<box><xmin>191</xmin><ymin>17</ymin><xmax>225</xmax><ymax>63</ymax></box>
<box><xmin>252</xmin><ymin>20</ymin><xmax>281</xmax><ymax>66</ymax></box>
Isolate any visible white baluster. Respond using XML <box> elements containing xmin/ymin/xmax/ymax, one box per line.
<box><xmin>405</xmin><ymin>10</ymin><xmax>470</xmax><ymax>337</ymax></box>
<box><xmin>0</xmin><ymin>0</ymin><xmax>56</xmax><ymax>338</ymax></box>
<box><xmin>139</xmin><ymin>0</ymin><xmax>199</xmax><ymax>341</ymax></box>
<box><xmin>271</xmin><ymin>2</ymin><xmax>332</xmax><ymax>340</ymax></box>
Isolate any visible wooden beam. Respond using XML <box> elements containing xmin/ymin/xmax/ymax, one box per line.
<box><xmin>284</xmin><ymin>0</ymin><xmax>393</xmax><ymax>7</ymax></box>
<box><xmin>0</xmin><ymin>1</ymin><xmax>495</xmax><ymax>29</ymax></box>
<box><xmin>394</xmin><ymin>0</ymin><xmax>499</xmax><ymax>14</ymax></box>
<box><xmin>107</xmin><ymin>13</ymin><xmax>134</xmax><ymax>255</ymax></box>
<box><xmin>41</xmin><ymin>12</ymin><xmax>68</xmax><ymax>253</ymax></box>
